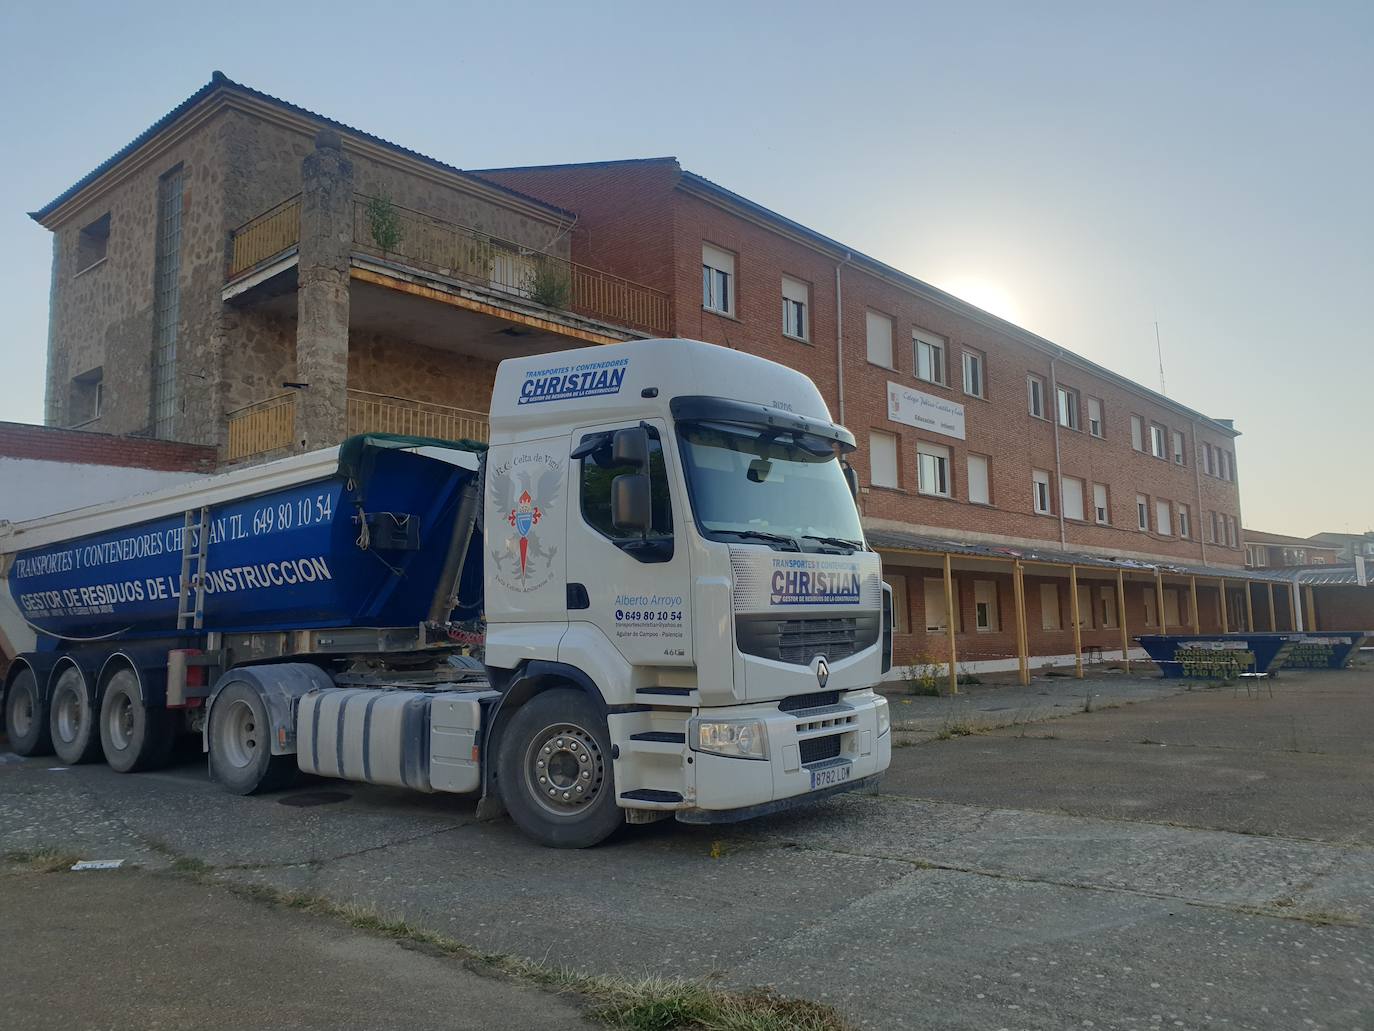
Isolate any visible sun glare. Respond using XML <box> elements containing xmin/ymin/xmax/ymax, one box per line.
<box><xmin>939</xmin><ymin>277</ymin><xmax>1024</xmax><ymax>326</ymax></box>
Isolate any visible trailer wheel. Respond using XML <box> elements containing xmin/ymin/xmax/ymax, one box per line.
<box><xmin>49</xmin><ymin>667</ymin><xmax>103</xmax><ymax>765</ymax></box>
<box><xmin>208</xmin><ymin>682</ymin><xmax>293</xmax><ymax>794</ymax></box>
<box><xmin>497</xmin><ymin>688</ymin><xmax>621</xmax><ymax>849</ymax></box>
<box><xmin>5</xmin><ymin>669</ymin><xmax>53</xmax><ymax>756</ymax></box>
<box><xmin>100</xmin><ymin>670</ymin><xmax>174</xmax><ymax>774</ymax></box>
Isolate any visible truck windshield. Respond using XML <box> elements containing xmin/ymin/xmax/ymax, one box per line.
<box><xmin>677</xmin><ymin>421</ymin><xmax>864</xmax><ymax>548</ymax></box>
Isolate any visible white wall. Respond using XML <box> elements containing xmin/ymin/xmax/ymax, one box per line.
<box><xmin>0</xmin><ymin>457</ymin><xmax>205</xmax><ymax>523</ymax></box>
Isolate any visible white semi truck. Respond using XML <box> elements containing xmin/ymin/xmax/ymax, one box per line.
<box><xmin>1</xmin><ymin>338</ymin><xmax>892</xmax><ymax>847</ymax></box>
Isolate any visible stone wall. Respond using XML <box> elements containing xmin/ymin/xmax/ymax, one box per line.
<box><xmin>349</xmin><ymin>331</ymin><xmax>497</xmax><ymax>414</ymax></box>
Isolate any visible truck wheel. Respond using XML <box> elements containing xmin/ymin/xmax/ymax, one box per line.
<box><xmin>208</xmin><ymin>681</ymin><xmax>293</xmax><ymax>794</ymax></box>
<box><xmin>497</xmin><ymin>688</ymin><xmax>621</xmax><ymax>848</ymax></box>
<box><xmin>4</xmin><ymin>669</ymin><xmax>53</xmax><ymax>756</ymax></box>
<box><xmin>49</xmin><ymin>667</ymin><xmax>103</xmax><ymax>765</ymax></box>
<box><xmin>100</xmin><ymin>670</ymin><xmax>174</xmax><ymax>774</ymax></box>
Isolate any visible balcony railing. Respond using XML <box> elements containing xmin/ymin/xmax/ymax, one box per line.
<box><xmin>225</xmin><ymin>389</ymin><xmax>490</xmax><ymax>463</ymax></box>
<box><xmin>347</xmin><ymin>389</ymin><xmax>489</xmax><ymax>444</ymax></box>
<box><xmin>229</xmin><ymin>196</ymin><xmax>301</xmax><ymax>277</ymax></box>
<box><xmin>226</xmin><ymin>393</ymin><xmax>297</xmax><ymax>461</ymax></box>
<box><xmin>225</xmin><ymin>193</ymin><xmax>672</xmax><ymax>335</ymax></box>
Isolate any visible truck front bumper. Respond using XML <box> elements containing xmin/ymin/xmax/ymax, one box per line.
<box><xmin>677</xmin><ymin>689</ymin><xmax>890</xmax><ymax>820</ymax></box>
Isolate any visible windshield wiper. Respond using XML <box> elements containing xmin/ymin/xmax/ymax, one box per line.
<box><xmin>711</xmin><ymin>529</ymin><xmax>801</xmax><ymax>550</ymax></box>
<box><xmin>800</xmin><ymin>534</ymin><xmax>864</xmax><ymax>552</ymax></box>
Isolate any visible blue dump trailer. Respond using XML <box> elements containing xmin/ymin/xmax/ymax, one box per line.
<box><xmin>1136</xmin><ymin>632</ymin><xmax>1368</xmax><ymax>677</ymax></box>
<box><xmin>1</xmin><ymin>339</ymin><xmax>895</xmax><ymax>848</ymax></box>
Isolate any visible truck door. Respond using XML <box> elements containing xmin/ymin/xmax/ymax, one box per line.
<box><xmin>564</xmin><ymin>418</ymin><xmax>694</xmax><ymax>670</ymax></box>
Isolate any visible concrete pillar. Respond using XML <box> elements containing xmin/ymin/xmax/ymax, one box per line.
<box><xmin>296</xmin><ymin>129</ymin><xmax>354</xmax><ymax>450</ymax></box>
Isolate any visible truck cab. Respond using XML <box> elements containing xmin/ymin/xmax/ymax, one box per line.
<box><xmin>482</xmin><ymin>339</ymin><xmax>891</xmax><ymax>844</ymax></box>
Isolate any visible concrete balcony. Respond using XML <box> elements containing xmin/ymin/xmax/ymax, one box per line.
<box><xmin>226</xmin><ymin>389</ymin><xmax>490</xmax><ymax>462</ymax></box>
<box><xmin>223</xmin><ymin>192</ymin><xmax>672</xmax><ymax>352</ymax></box>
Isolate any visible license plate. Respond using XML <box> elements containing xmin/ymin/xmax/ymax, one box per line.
<box><xmin>811</xmin><ymin>762</ymin><xmax>852</xmax><ymax>790</ymax></box>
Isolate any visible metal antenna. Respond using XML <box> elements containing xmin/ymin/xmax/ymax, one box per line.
<box><xmin>1154</xmin><ymin>321</ymin><xmax>1166</xmax><ymax>395</ymax></box>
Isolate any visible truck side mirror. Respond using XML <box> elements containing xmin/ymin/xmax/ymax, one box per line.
<box><xmin>612</xmin><ymin>473</ymin><xmax>652</xmax><ymax>532</ymax></box>
<box><xmin>612</xmin><ymin>427</ymin><xmax>649</xmax><ymax>470</ymax></box>
<box><xmin>842</xmin><ymin>461</ymin><xmax>859</xmax><ymax>500</ymax></box>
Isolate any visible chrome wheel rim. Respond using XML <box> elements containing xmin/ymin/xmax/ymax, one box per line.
<box><xmin>523</xmin><ymin>722</ymin><xmax>606</xmax><ymax>817</ymax></box>
<box><xmin>218</xmin><ymin>699</ymin><xmax>259</xmax><ymax>770</ymax></box>
<box><xmin>107</xmin><ymin>692</ymin><xmax>135</xmax><ymax>752</ymax></box>
<box><xmin>10</xmin><ymin>688</ymin><xmax>33</xmax><ymax>738</ymax></box>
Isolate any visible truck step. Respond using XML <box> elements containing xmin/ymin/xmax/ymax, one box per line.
<box><xmin>620</xmin><ymin>788</ymin><xmax>684</xmax><ymax>804</ymax></box>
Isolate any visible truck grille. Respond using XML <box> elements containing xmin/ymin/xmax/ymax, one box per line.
<box><xmin>779</xmin><ymin>691</ymin><xmax>839</xmax><ymax>712</ymax></box>
<box><xmin>799</xmin><ymin>734</ymin><xmax>842</xmax><ymax>765</ymax></box>
<box><xmin>736</xmin><ymin>613</ymin><xmax>880</xmax><ymax>665</ymax></box>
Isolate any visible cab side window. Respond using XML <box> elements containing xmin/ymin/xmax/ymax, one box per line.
<box><xmin>578</xmin><ymin>428</ymin><xmax>674</xmax><ymax>560</ymax></box>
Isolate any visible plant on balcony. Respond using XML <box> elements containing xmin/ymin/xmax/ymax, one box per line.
<box><xmin>365</xmin><ymin>193</ymin><xmax>404</xmax><ymax>255</ymax></box>
<box><xmin>528</xmin><ymin>254</ymin><xmax>572</xmax><ymax>310</ymax></box>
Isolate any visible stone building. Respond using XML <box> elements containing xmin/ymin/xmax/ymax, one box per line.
<box><xmin>30</xmin><ymin>72</ymin><xmax>670</xmax><ymax>459</ymax></box>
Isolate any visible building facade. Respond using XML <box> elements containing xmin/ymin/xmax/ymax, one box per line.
<box><xmin>1243</xmin><ymin>529</ymin><xmax>1342</xmax><ymax>569</ymax></box>
<box><xmin>31</xmin><ymin>73</ymin><xmax>670</xmax><ymax>461</ymax></box>
<box><xmin>33</xmin><ymin>79</ymin><xmax>1330</xmax><ymax>680</ymax></box>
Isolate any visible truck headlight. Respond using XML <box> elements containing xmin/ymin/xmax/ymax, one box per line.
<box><xmin>876</xmin><ymin>697</ymin><xmax>890</xmax><ymax>737</ymax></box>
<box><xmin>689</xmin><ymin>717</ymin><xmax>769</xmax><ymax>760</ymax></box>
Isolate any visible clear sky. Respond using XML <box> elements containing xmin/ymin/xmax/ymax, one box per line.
<box><xmin>0</xmin><ymin>1</ymin><xmax>1369</xmax><ymax>537</ymax></box>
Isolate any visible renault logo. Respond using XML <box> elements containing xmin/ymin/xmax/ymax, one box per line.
<box><xmin>814</xmin><ymin>656</ymin><xmax>830</xmax><ymax>689</ymax></box>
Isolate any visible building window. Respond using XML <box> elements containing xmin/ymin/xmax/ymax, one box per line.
<box><xmin>974</xmin><ymin>580</ymin><xmax>999</xmax><ymax>632</ymax></box>
<box><xmin>1087</xmin><ymin>397</ymin><xmax>1104</xmax><ymax>438</ymax></box>
<box><xmin>866</xmin><ymin>311</ymin><xmax>894</xmax><ymax>368</ymax></box>
<box><xmin>1131</xmin><ymin>415</ymin><xmax>1144</xmax><ymax>452</ymax></box>
<box><xmin>1093</xmin><ymin>483</ymin><xmax>1110</xmax><ymax>525</ymax></box>
<box><xmin>962</xmin><ymin>349</ymin><xmax>985</xmax><ymax>398</ymax></box>
<box><xmin>1201</xmin><ymin>443</ymin><xmax>1214</xmax><ymax>476</ymax></box>
<box><xmin>781</xmin><ymin>276</ymin><xmax>809</xmax><ymax>340</ymax></box>
<box><xmin>1225</xmin><ymin>515</ymin><xmax>1238</xmax><ymax>548</ymax></box>
<box><xmin>913</xmin><ymin>329</ymin><xmax>946</xmax><ymax>385</ymax></box>
<box><xmin>924</xmin><ymin>577</ymin><xmax>958</xmax><ymax>632</ymax></box>
<box><xmin>1040</xmin><ymin>583</ymin><xmax>1062</xmax><ymax>630</ymax></box>
<box><xmin>1155</xmin><ymin>499</ymin><xmax>1172</xmax><ymax>536</ymax></box>
<box><xmin>917</xmin><ymin>441</ymin><xmax>951</xmax><ymax>498</ymax></box>
<box><xmin>869</xmin><ymin>431</ymin><xmax>899</xmax><ymax>489</ymax></box>
<box><xmin>1033</xmin><ymin>469</ymin><xmax>1053</xmax><ymax>515</ymax></box>
<box><xmin>1177</xmin><ymin>503</ymin><xmax>1191</xmax><ymax>539</ymax></box>
<box><xmin>1142</xmin><ymin>588</ymin><xmax>1157</xmax><ymax>628</ymax></box>
<box><xmin>152</xmin><ymin>165</ymin><xmax>184</xmax><ymax>440</ymax></box>
<box><xmin>1100</xmin><ymin>585</ymin><xmax>1118</xmax><ymax>628</ymax></box>
<box><xmin>1056</xmin><ymin>385</ymin><xmax>1080</xmax><ymax>430</ymax></box>
<box><xmin>1218</xmin><ymin>450</ymin><xmax>1233</xmax><ymax>481</ymax></box>
<box><xmin>1061</xmin><ymin>476</ymin><xmax>1085</xmax><ymax>521</ymax></box>
<box><xmin>1149</xmin><ymin>424</ymin><xmax>1167</xmax><ymax>459</ymax></box>
<box><xmin>967</xmin><ymin>453</ymin><xmax>991</xmax><ymax>505</ymax></box>
<box><xmin>1171</xmin><ymin>429</ymin><xmax>1186</xmax><ymax>466</ymax></box>
<box><xmin>1027</xmin><ymin>375</ymin><xmax>1046</xmax><ymax>419</ymax></box>
<box><xmin>1136</xmin><ymin>494</ymin><xmax>1150</xmax><ymax>532</ymax></box>
<box><xmin>884</xmin><ymin>573</ymin><xmax>909</xmax><ymax>633</ymax></box>
<box><xmin>69</xmin><ymin>367</ymin><xmax>103</xmax><ymax>425</ymax></box>
<box><xmin>702</xmin><ymin>243</ymin><xmax>735</xmax><ymax>316</ymax></box>
<box><xmin>1077</xmin><ymin>584</ymin><xmax>1094</xmax><ymax>628</ymax></box>
<box><xmin>76</xmin><ymin>212</ymin><xmax>111</xmax><ymax>274</ymax></box>
<box><xmin>1206</xmin><ymin>511</ymin><xmax>1218</xmax><ymax>544</ymax></box>
<box><xmin>1246</xmin><ymin>544</ymin><xmax>1267</xmax><ymax>567</ymax></box>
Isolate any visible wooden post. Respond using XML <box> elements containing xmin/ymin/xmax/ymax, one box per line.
<box><xmin>1267</xmin><ymin>582</ymin><xmax>1277</xmax><ymax>632</ymax></box>
<box><xmin>1291</xmin><ymin>581</ymin><xmax>1303</xmax><ymax>631</ymax></box>
<box><xmin>943</xmin><ymin>553</ymin><xmax>958</xmax><ymax>695</ymax></box>
<box><xmin>1219</xmin><ymin>578</ymin><xmax>1230</xmax><ymax>633</ymax></box>
<box><xmin>1069</xmin><ymin>565</ymin><xmax>1084</xmax><ymax>678</ymax></box>
<box><xmin>1155</xmin><ymin>570</ymin><xmax>1168</xmax><ymax>635</ymax></box>
<box><xmin>1305</xmin><ymin>585</ymin><xmax>1317</xmax><ymax>631</ymax></box>
<box><xmin>1244</xmin><ymin>581</ymin><xmax>1255</xmax><ymax>634</ymax></box>
<box><xmin>1117</xmin><ymin>568</ymin><xmax>1130</xmax><ymax>672</ymax></box>
<box><xmin>1014</xmin><ymin>560</ymin><xmax>1030</xmax><ymax>685</ymax></box>
<box><xmin>1189</xmin><ymin>576</ymin><xmax>1201</xmax><ymax>634</ymax></box>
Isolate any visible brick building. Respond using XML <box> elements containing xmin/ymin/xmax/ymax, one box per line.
<box><xmin>478</xmin><ymin>159</ymin><xmax>1307</xmax><ymax>676</ymax></box>
<box><xmin>1243</xmin><ymin>529</ymin><xmax>1342</xmax><ymax>569</ymax></box>
<box><xmin>29</xmin><ymin>78</ymin><xmax>1357</xmax><ymax>681</ymax></box>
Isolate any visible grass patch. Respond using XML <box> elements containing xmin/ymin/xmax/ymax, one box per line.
<box><xmin>935</xmin><ymin>721</ymin><xmax>978</xmax><ymax>741</ymax></box>
<box><xmin>221</xmin><ymin>881</ymin><xmax>852</xmax><ymax>1029</ymax></box>
<box><xmin>3</xmin><ymin>848</ymin><xmax>83</xmax><ymax>873</ymax></box>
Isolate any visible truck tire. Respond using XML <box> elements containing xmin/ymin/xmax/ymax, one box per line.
<box><xmin>49</xmin><ymin>667</ymin><xmax>103</xmax><ymax>765</ymax></box>
<box><xmin>208</xmin><ymin>681</ymin><xmax>294</xmax><ymax>794</ymax></box>
<box><xmin>5</xmin><ymin>668</ymin><xmax>53</xmax><ymax>756</ymax></box>
<box><xmin>497</xmin><ymin>688</ymin><xmax>621</xmax><ymax>848</ymax></box>
<box><xmin>100</xmin><ymin>670</ymin><xmax>174</xmax><ymax>774</ymax></box>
